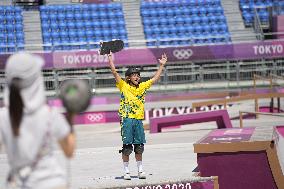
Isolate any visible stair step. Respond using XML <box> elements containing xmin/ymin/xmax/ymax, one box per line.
<box><xmin>22</xmin><ymin>9</ymin><xmax>43</xmax><ymax>51</ymax></box>
<box><xmin>126</xmin><ymin>24</ymin><xmax>143</xmax><ymax>27</ymax></box>
<box><xmin>46</xmin><ymin>0</ymin><xmax>74</xmax><ymax>4</ymax></box>
<box><xmin>124</xmin><ymin>13</ymin><xmax>141</xmax><ymax>17</ymax></box>
<box><xmin>0</xmin><ymin>0</ymin><xmax>12</xmax><ymax>5</ymax></box>
<box><xmin>124</xmin><ymin>16</ymin><xmax>141</xmax><ymax>19</ymax></box>
<box><xmin>227</xmin><ymin>19</ymin><xmax>244</xmax><ymax>23</ymax></box>
<box><xmin>221</xmin><ymin>0</ymin><xmax>258</xmax><ymax>42</ymax></box>
<box><xmin>127</xmin><ymin>31</ymin><xmax>144</xmax><ymax>34</ymax></box>
<box><xmin>128</xmin><ymin>37</ymin><xmax>145</xmax><ymax>40</ymax></box>
<box><xmin>123</xmin><ymin>7</ymin><xmax>140</xmax><ymax>10</ymax></box>
<box><xmin>24</xmin><ymin>27</ymin><xmax>42</xmax><ymax>31</ymax></box>
<box><xmin>127</xmin><ymin>31</ymin><xmax>144</xmax><ymax>35</ymax></box>
<box><xmin>125</xmin><ymin>18</ymin><xmax>142</xmax><ymax>22</ymax></box>
<box><xmin>126</xmin><ymin>28</ymin><xmax>144</xmax><ymax>30</ymax></box>
<box><xmin>25</xmin><ymin>36</ymin><xmax>43</xmax><ymax>40</ymax></box>
<box><xmin>229</xmin><ymin>26</ymin><xmax>247</xmax><ymax>30</ymax></box>
<box><xmin>121</xmin><ymin>1</ymin><xmax>145</xmax><ymax>47</ymax></box>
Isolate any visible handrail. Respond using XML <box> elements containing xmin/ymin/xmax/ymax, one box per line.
<box><xmin>253</xmin><ymin>73</ymin><xmax>284</xmax><ymax>87</ymax></box>
<box><xmin>270</xmin><ymin>74</ymin><xmax>284</xmax><ymax>80</ymax></box>
<box><xmin>253</xmin><ymin>7</ymin><xmax>264</xmax><ymax>40</ymax></box>
<box><xmin>263</xmin><ymin>31</ymin><xmax>284</xmax><ymax>36</ymax></box>
<box><xmin>253</xmin><ymin>74</ymin><xmax>273</xmax><ymax>89</ymax></box>
<box><xmin>192</xmin><ymin>92</ymin><xmax>284</xmax><ymax>112</ymax></box>
<box><xmin>239</xmin><ymin>110</ymin><xmax>284</xmax><ymax>128</ymax></box>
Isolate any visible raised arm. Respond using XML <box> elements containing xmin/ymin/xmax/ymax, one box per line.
<box><xmin>107</xmin><ymin>52</ymin><xmax>121</xmax><ymax>83</ymax></box>
<box><xmin>152</xmin><ymin>53</ymin><xmax>167</xmax><ymax>83</ymax></box>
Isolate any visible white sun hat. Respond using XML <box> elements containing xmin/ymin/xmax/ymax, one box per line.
<box><xmin>4</xmin><ymin>52</ymin><xmax>46</xmax><ymax>113</ymax></box>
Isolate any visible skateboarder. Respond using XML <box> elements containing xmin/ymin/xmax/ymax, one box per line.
<box><xmin>107</xmin><ymin>52</ymin><xmax>167</xmax><ymax>180</ymax></box>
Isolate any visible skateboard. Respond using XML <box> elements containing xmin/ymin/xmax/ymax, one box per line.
<box><xmin>99</xmin><ymin>39</ymin><xmax>124</xmax><ymax>55</ymax></box>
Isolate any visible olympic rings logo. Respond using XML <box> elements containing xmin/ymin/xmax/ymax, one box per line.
<box><xmin>173</xmin><ymin>49</ymin><xmax>193</xmax><ymax>60</ymax></box>
<box><xmin>86</xmin><ymin>113</ymin><xmax>104</xmax><ymax>122</ymax></box>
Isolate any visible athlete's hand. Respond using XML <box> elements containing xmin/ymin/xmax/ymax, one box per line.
<box><xmin>158</xmin><ymin>53</ymin><xmax>167</xmax><ymax>66</ymax></box>
<box><xmin>107</xmin><ymin>52</ymin><xmax>113</xmax><ymax>61</ymax></box>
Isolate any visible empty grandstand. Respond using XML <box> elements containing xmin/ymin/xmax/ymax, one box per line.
<box><xmin>141</xmin><ymin>0</ymin><xmax>231</xmax><ymax>47</ymax></box>
<box><xmin>40</xmin><ymin>3</ymin><xmax>128</xmax><ymax>51</ymax></box>
<box><xmin>0</xmin><ymin>6</ymin><xmax>24</xmax><ymax>53</ymax></box>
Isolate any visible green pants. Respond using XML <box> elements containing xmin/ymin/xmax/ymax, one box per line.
<box><xmin>120</xmin><ymin>117</ymin><xmax>146</xmax><ymax>144</ymax></box>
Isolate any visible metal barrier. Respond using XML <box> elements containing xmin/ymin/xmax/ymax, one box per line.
<box><xmin>0</xmin><ymin>57</ymin><xmax>284</xmax><ymax>96</ymax></box>
<box><xmin>192</xmin><ymin>92</ymin><xmax>284</xmax><ymax>114</ymax></box>
<box><xmin>239</xmin><ymin>111</ymin><xmax>284</xmax><ymax>128</ymax></box>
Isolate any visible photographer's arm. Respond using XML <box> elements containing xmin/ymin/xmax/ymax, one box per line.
<box><xmin>59</xmin><ymin>112</ymin><xmax>76</xmax><ymax>158</ymax></box>
<box><xmin>59</xmin><ymin>133</ymin><xmax>75</xmax><ymax>158</ymax></box>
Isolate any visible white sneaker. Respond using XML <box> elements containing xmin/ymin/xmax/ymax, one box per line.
<box><xmin>138</xmin><ymin>171</ymin><xmax>146</xmax><ymax>179</ymax></box>
<box><xmin>123</xmin><ymin>173</ymin><xmax>131</xmax><ymax>180</ymax></box>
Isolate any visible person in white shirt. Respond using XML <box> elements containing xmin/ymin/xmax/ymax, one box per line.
<box><xmin>0</xmin><ymin>52</ymin><xmax>76</xmax><ymax>189</ymax></box>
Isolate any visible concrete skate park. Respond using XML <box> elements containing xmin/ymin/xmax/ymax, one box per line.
<box><xmin>2</xmin><ymin>88</ymin><xmax>284</xmax><ymax>189</ymax></box>
<box><xmin>1</xmin><ymin>0</ymin><xmax>284</xmax><ymax>188</ymax></box>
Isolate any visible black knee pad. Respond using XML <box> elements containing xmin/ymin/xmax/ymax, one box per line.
<box><xmin>119</xmin><ymin>144</ymin><xmax>133</xmax><ymax>156</ymax></box>
<box><xmin>134</xmin><ymin>144</ymin><xmax>144</xmax><ymax>154</ymax></box>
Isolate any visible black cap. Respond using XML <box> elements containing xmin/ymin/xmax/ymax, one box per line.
<box><xmin>125</xmin><ymin>67</ymin><xmax>140</xmax><ymax>77</ymax></box>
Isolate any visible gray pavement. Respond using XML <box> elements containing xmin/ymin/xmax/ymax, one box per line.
<box><xmin>1</xmin><ymin>97</ymin><xmax>284</xmax><ymax>188</ymax></box>
<box><xmin>70</xmin><ymin>123</ymin><xmax>213</xmax><ymax>189</ymax></box>
<box><xmin>0</xmin><ymin>122</ymin><xmax>212</xmax><ymax>189</ymax></box>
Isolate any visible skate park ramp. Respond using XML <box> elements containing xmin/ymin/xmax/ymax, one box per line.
<box><xmin>194</xmin><ymin>126</ymin><xmax>284</xmax><ymax>189</ymax></box>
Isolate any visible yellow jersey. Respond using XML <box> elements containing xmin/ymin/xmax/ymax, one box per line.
<box><xmin>116</xmin><ymin>79</ymin><xmax>153</xmax><ymax>119</ymax></box>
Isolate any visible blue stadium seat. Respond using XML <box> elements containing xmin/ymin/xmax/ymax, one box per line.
<box><xmin>201</xmin><ymin>17</ymin><xmax>209</xmax><ymax>24</ymax></box>
<box><xmin>94</xmin><ymin>30</ymin><xmax>103</xmax><ymax>38</ymax></box>
<box><xmin>6</xmin><ymin>25</ymin><xmax>14</xmax><ymax>32</ymax></box>
<box><xmin>66</xmin><ymin>12</ymin><xmax>74</xmax><ymax>21</ymax></box>
<box><xmin>73</xmin><ymin>5</ymin><xmax>82</xmax><ymax>13</ymax></box>
<box><xmin>75</xmin><ymin>22</ymin><xmax>84</xmax><ymax>29</ymax></box>
<box><xmin>57</xmin><ymin>13</ymin><xmax>65</xmax><ymax>21</ymax></box>
<box><xmin>51</xmin><ymin>32</ymin><xmax>59</xmax><ymax>39</ymax></box>
<box><xmin>92</xmin><ymin>22</ymin><xmax>100</xmax><ymax>28</ymax></box>
<box><xmin>239</xmin><ymin>0</ymin><xmax>280</xmax><ymax>26</ymax></box>
<box><xmin>165</xmin><ymin>9</ymin><xmax>174</xmax><ymax>17</ymax></box>
<box><xmin>176</xmin><ymin>17</ymin><xmax>184</xmax><ymax>25</ymax></box>
<box><xmin>84</xmin><ymin>21</ymin><xmax>92</xmax><ymax>29</ymax></box>
<box><xmin>98</xmin><ymin>11</ymin><xmax>107</xmax><ymax>19</ymax></box>
<box><xmin>181</xmin><ymin>8</ymin><xmax>190</xmax><ymax>16</ymax></box>
<box><xmin>67</xmin><ymin>22</ymin><xmax>76</xmax><ymax>29</ymax></box>
<box><xmin>50</xmin><ymin>22</ymin><xmax>58</xmax><ymax>30</ymax></box>
<box><xmin>199</xmin><ymin>7</ymin><xmax>207</xmax><ymax>15</ymax></box>
<box><xmin>86</xmin><ymin>30</ymin><xmax>94</xmax><ymax>38</ymax></box>
<box><xmin>74</xmin><ymin>12</ymin><xmax>83</xmax><ymax>21</ymax></box>
<box><xmin>41</xmin><ymin>13</ymin><xmax>48</xmax><ymax>22</ymax></box>
<box><xmin>101</xmin><ymin>20</ymin><xmax>109</xmax><ymax>28</ymax></box>
<box><xmin>68</xmin><ymin>30</ymin><xmax>76</xmax><ymax>39</ymax></box>
<box><xmin>192</xmin><ymin>16</ymin><xmax>201</xmax><ymax>25</ymax></box>
<box><xmin>0</xmin><ymin>6</ymin><xmax>24</xmax><ymax>53</ymax></box>
<box><xmin>202</xmin><ymin>25</ymin><xmax>211</xmax><ymax>32</ymax></box>
<box><xmin>58</xmin><ymin>22</ymin><xmax>67</xmax><ymax>30</ymax></box>
<box><xmin>60</xmin><ymin>31</ymin><xmax>68</xmax><ymax>41</ymax></box>
<box><xmin>91</xmin><ymin>11</ymin><xmax>99</xmax><ymax>19</ymax></box>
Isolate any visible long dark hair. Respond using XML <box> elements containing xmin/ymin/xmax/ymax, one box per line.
<box><xmin>9</xmin><ymin>78</ymin><xmax>24</xmax><ymax>137</ymax></box>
